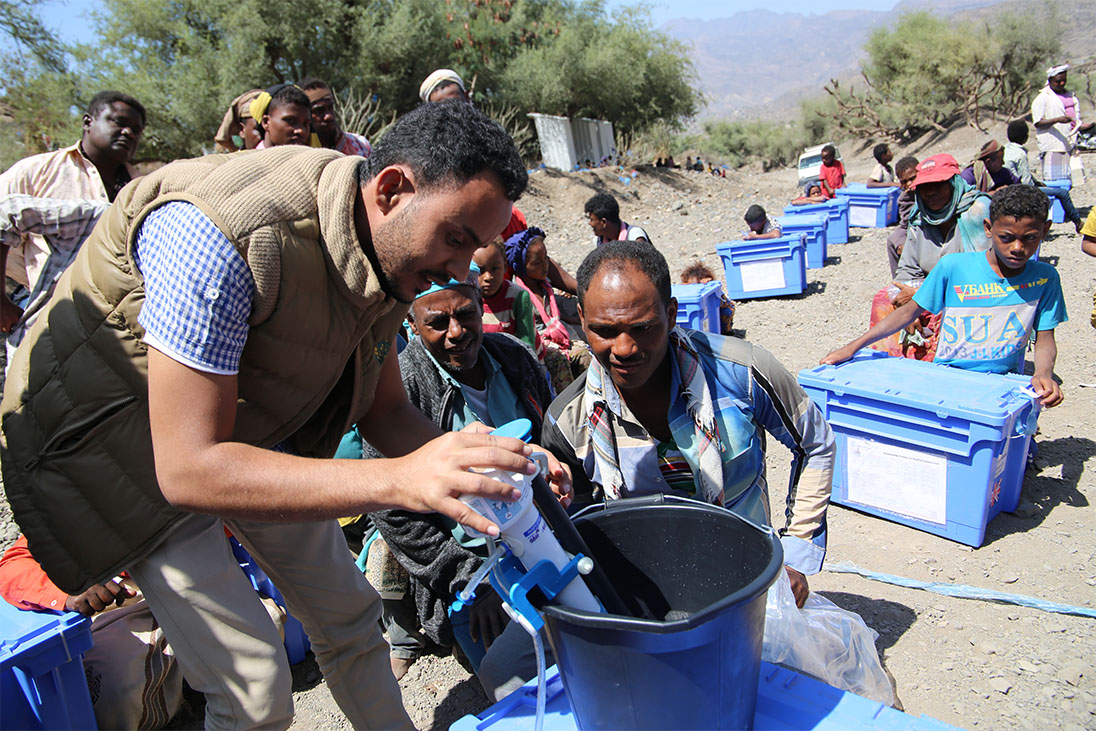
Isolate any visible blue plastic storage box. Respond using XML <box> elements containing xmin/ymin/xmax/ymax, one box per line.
<box><xmin>1043</xmin><ymin>178</ymin><xmax>1070</xmax><ymax>224</ymax></box>
<box><xmin>835</xmin><ymin>183</ymin><xmax>900</xmax><ymax>227</ymax></box>
<box><xmin>450</xmin><ymin>662</ymin><xmax>960</xmax><ymax>730</ymax></box>
<box><xmin>0</xmin><ymin>602</ymin><xmax>97</xmax><ymax>730</ymax></box>
<box><xmin>783</xmin><ymin>197</ymin><xmax>849</xmax><ymax>244</ymax></box>
<box><xmin>777</xmin><ymin>213</ymin><xmax>828</xmax><ymax>269</ymax></box>
<box><xmin>671</xmin><ymin>282</ymin><xmax>722</xmax><ymax>332</ymax></box>
<box><xmin>231</xmin><ymin>539</ymin><xmax>312</xmax><ymax>664</ymax></box>
<box><xmin>797</xmin><ymin>350</ymin><xmax>1040</xmax><ymax>547</ymax></box>
<box><xmin>716</xmin><ymin>235</ymin><xmax>806</xmax><ymax>300</ymax></box>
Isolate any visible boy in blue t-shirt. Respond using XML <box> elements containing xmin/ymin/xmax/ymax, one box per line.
<box><xmin>822</xmin><ymin>184</ymin><xmax>1066</xmax><ymax>407</ymax></box>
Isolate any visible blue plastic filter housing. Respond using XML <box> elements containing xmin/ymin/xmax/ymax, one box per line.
<box><xmin>797</xmin><ymin>350</ymin><xmax>1041</xmax><ymax>547</ymax></box>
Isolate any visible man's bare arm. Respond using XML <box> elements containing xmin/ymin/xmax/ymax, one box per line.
<box><xmin>146</xmin><ymin>345</ymin><xmax>535</xmax><ymax>534</ymax></box>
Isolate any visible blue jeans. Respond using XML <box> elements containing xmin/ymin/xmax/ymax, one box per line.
<box><xmin>1040</xmin><ymin>185</ymin><xmax>1080</xmax><ymax>224</ymax></box>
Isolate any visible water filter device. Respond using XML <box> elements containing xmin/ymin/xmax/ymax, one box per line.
<box><xmin>459</xmin><ymin>419</ymin><xmax>602</xmax><ymax>614</ymax></box>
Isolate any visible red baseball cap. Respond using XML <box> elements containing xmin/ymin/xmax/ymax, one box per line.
<box><xmin>910</xmin><ymin>154</ymin><xmax>960</xmax><ymax>189</ymax></box>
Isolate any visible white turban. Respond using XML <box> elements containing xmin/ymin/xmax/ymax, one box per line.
<box><xmin>419</xmin><ymin>69</ymin><xmax>465</xmax><ymax>102</ymax></box>
<box><xmin>1047</xmin><ymin>63</ymin><xmax>1069</xmax><ymax>78</ymax></box>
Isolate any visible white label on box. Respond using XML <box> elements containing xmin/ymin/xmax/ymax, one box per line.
<box><xmin>846</xmin><ymin>436</ymin><xmax>947</xmax><ymax>524</ymax></box>
<box><xmin>849</xmin><ymin>205</ymin><xmax>876</xmax><ymax>227</ymax></box>
<box><xmin>740</xmin><ymin>259</ymin><xmax>786</xmax><ymax>292</ymax></box>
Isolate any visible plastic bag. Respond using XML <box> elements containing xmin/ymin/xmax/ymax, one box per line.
<box><xmin>762</xmin><ymin>569</ymin><xmax>896</xmax><ymax>706</ymax></box>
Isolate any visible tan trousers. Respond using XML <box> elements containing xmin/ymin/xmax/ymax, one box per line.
<box><xmin>128</xmin><ymin>513</ymin><xmax>411</xmax><ymax>730</ymax></box>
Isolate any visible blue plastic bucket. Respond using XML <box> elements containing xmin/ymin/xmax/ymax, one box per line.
<box><xmin>541</xmin><ymin>496</ymin><xmax>783</xmax><ymax>730</ymax></box>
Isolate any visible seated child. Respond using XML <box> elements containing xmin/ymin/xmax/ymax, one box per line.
<box><xmin>0</xmin><ymin>536</ymin><xmax>186</xmax><ymax>729</ymax></box>
<box><xmin>822</xmin><ymin>185</ymin><xmax>1066</xmax><ymax>408</ymax></box>
<box><xmin>818</xmin><ymin>144</ymin><xmax>845</xmax><ymax>199</ymax></box>
<box><xmin>504</xmin><ymin>227</ymin><xmax>590</xmax><ymax>391</ymax></box>
<box><xmin>744</xmin><ymin>204</ymin><xmax>782</xmax><ymax>240</ymax></box>
<box><xmin>680</xmin><ymin>262</ymin><xmax>735</xmax><ymax>334</ymax></box>
<box><xmin>886</xmin><ymin>155</ymin><xmax>920</xmax><ymax>276</ymax></box>
<box><xmin>472</xmin><ymin>239</ymin><xmax>539</xmax><ymax>351</ymax></box>
<box><xmin>791</xmin><ymin>181</ymin><xmax>828</xmax><ymax>206</ymax></box>
<box><xmin>867</xmin><ymin>143</ymin><xmax>900</xmax><ymax>188</ymax></box>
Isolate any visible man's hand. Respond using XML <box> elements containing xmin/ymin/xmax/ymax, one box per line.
<box><xmin>1030</xmin><ymin>375</ymin><xmax>1063</xmax><ymax>408</ymax></box>
<box><xmin>392</xmin><ymin>431</ymin><xmax>538</xmax><ymax>536</ymax></box>
<box><xmin>820</xmin><ymin>343</ymin><xmax>858</xmax><ymax>366</ymax></box>
<box><xmin>0</xmin><ymin>293</ymin><xmax>23</xmax><ymax>334</ymax></box>
<box><xmin>533</xmin><ymin>444</ymin><xmax>573</xmax><ymax>508</ymax></box>
<box><xmin>890</xmin><ymin>281</ymin><xmax>917</xmax><ymax>307</ymax></box>
<box><xmin>64</xmin><ymin>579</ymin><xmax>135</xmax><ymax>616</ymax></box>
<box><xmin>468</xmin><ymin>590</ymin><xmax>510</xmax><ymax>648</ymax></box>
<box><xmin>785</xmin><ymin>566</ymin><xmax>809</xmax><ymax>608</ymax></box>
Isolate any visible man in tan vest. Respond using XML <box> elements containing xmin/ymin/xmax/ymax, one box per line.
<box><xmin>2</xmin><ymin>101</ymin><xmax>563</xmax><ymax>728</ymax></box>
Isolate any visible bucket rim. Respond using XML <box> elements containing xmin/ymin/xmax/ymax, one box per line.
<box><xmin>543</xmin><ymin>497</ymin><xmax>784</xmax><ymax>633</ymax></box>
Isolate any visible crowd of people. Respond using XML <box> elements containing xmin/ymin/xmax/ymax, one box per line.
<box><xmin>0</xmin><ymin>60</ymin><xmax>1090</xmax><ymax>729</ymax></box>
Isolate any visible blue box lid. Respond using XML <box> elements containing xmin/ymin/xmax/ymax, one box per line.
<box><xmin>450</xmin><ymin>662</ymin><xmax>961</xmax><ymax>730</ymax></box>
<box><xmin>798</xmin><ymin>351</ymin><xmax>1036</xmax><ymax>426</ymax></box>
<box><xmin>0</xmin><ymin>600</ymin><xmax>92</xmax><ymax>669</ymax></box>
<box><xmin>671</xmin><ymin>281</ymin><xmax>721</xmax><ymax>303</ymax></box>
<box><xmin>778</xmin><ymin>214</ymin><xmax>827</xmax><ymax>229</ymax></box>
<box><xmin>716</xmin><ymin>233</ymin><xmax>805</xmax><ymax>255</ymax></box>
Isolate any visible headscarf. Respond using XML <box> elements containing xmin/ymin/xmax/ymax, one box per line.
<box><xmin>969</xmin><ymin>140</ymin><xmax>1001</xmax><ymax>193</ymax></box>
<box><xmin>908</xmin><ymin>176</ymin><xmax>990</xmax><ymax>252</ymax></box>
<box><xmin>414</xmin><ymin>262</ymin><xmax>480</xmax><ymax>300</ymax></box>
<box><xmin>503</xmin><ymin>227</ymin><xmax>546</xmax><ymax>279</ymax></box>
<box><xmin>419</xmin><ymin>69</ymin><xmax>465</xmax><ymax>102</ymax></box>
<box><xmin>1047</xmin><ymin>63</ymin><xmax>1069</xmax><ymax>78</ymax></box>
<box><xmin>214</xmin><ymin>89</ymin><xmax>261</xmax><ymax>152</ymax></box>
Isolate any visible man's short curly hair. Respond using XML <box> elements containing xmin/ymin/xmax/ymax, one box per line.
<box><xmin>361</xmin><ymin>102</ymin><xmax>527</xmax><ymax>201</ymax></box>
<box><xmin>989</xmin><ymin>184</ymin><xmax>1049</xmax><ymax>223</ymax></box>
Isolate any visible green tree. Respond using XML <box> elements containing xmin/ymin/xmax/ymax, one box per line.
<box><xmin>822</xmin><ymin>9</ymin><xmax>1061</xmax><ymax>140</ymax></box>
<box><xmin>0</xmin><ymin>1</ymin><xmax>81</xmax><ymax>169</ymax></box>
<box><xmin>500</xmin><ymin>4</ymin><xmax>700</xmax><ymax>133</ymax></box>
<box><xmin>5</xmin><ymin>0</ymin><xmax>699</xmax><ymax>163</ymax></box>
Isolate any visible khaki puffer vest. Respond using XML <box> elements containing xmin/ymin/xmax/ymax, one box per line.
<box><xmin>1</xmin><ymin>146</ymin><xmax>406</xmax><ymax>593</ymax></box>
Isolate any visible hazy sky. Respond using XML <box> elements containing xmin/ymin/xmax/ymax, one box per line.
<box><xmin>36</xmin><ymin>0</ymin><xmax>902</xmax><ymax>43</ymax></box>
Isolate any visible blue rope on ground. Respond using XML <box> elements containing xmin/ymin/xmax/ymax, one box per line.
<box><xmin>825</xmin><ymin>561</ymin><xmax>1096</xmax><ymax>619</ymax></box>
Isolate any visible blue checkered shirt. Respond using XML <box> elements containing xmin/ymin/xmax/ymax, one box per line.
<box><xmin>134</xmin><ymin>202</ymin><xmax>254</xmax><ymax>374</ymax></box>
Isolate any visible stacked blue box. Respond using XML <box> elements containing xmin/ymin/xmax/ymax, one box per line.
<box><xmin>835</xmin><ymin>183</ymin><xmax>901</xmax><ymax>227</ymax></box>
<box><xmin>797</xmin><ymin>350</ymin><xmax>1040</xmax><ymax>547</ymax></box>
<box><xmin>716</xmin><ymin>235</ymin><xmax>806</xmax><ymax>300</ymax></box>
<box><xmin>231</xmin><ymin>539</ymin><xmax>312</xmax><ymax>665</ymax></box>
<box><xmin>783</xmin><ymin>197</ymin><xmax>850</xmax><ymax>244</ymax></box>
<box><xmin>671</xmin><ymin>281</ymin><xmax>722</xmax><ymax>332</ymax></box>
<box><xmin>450</xmin><ymin>662</ymin><xmax>960</xmax><ymax>730</ymax></box>
<box><xmin>777</xmin><ymin>213</ymin><xmax>828</xmax><ymax>269</ymax></box>
<box><xmin>0</xmin><ymin>601</ymin><xmax>97</xmax><ymax>730</ymax></box>
<box><xmin>1043</xmin><ymin>178</ymin><xmax>1071</xmax><ymax>223</ymax></box>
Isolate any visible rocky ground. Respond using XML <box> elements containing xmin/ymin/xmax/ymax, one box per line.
<box><xmin>2</xmin><ymin>126</ymin><xmax>1094</xmax><ymax>730</ymax></box>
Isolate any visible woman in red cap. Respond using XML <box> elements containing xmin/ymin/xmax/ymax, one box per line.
<box><xmin>867</xmin><ymin>153</ymin><xmax>992</xmax><ymax>359</ymax></box>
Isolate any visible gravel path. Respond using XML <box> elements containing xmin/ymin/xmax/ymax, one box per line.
<box><xmin>3</xmin><ymin>134</ymin><xmax>1094</xmax><ymax>730</ymax></box>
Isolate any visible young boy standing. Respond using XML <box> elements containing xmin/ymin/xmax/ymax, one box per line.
<box><xmin>818</xmin><ymin>144</ymin><xmax>846</xmax><ymax>198</ymax></box>
<box><xmin>822</xmin><ymin>185</ymin><xmax>1066</xmax><ymax>407</ymax></box>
